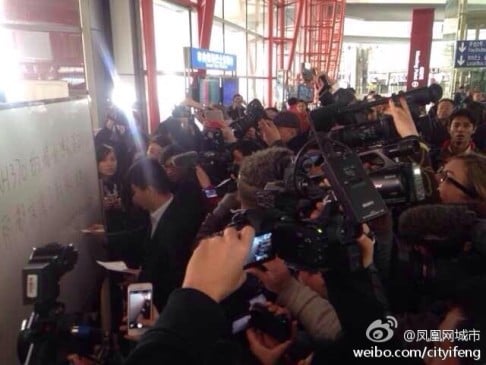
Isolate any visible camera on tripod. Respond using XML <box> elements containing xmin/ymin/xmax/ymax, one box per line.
<box><xmin>18</xmin><ymin>243</ymin><xmax>113</xmax><ymax>365</ymax></box>
<box><xmin>22</xmin><ymin>243</ymin><xmax>77</xmax><ymax>309</ymax></box>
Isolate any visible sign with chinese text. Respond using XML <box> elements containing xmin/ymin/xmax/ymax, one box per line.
<box><xmin>184</xmin><ymin>47</ymin><xmax>237</xmax><ymax>71</ymax></box>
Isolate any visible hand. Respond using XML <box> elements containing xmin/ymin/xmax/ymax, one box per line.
<box><xmin>258</xmin><ymin>119</ymin><xmax>282</xmax><ymax>146</ymax></box>
<box><xmin>246</xmin><ymin>257</ymin><xmax>292</xmax><ymax>295</ymax></box>
<box><xmin>246</xmin><ymin>305</ymin><xmax>297</xmax><ymax>365</ymax></box>
<box><xmin>356</xmin><ymin>224</ymin><xmax>375</xmax><ymax>268</ymax></box>
<box><xmin>120</xmin><ymin>306</ymin><xmax>160</xmax><ymax>342</ymax></box>
<box><xmin>385</xmin><ymin>96</ymin><xmax>418</xmax><ymax>138</ymax></box>
<box><xmin>221</xmin><ymin>124</ymin><xmax>237</xmax><ymax>143</ymax></box>
<box><xmin>195</xmin><ymin>165</ymin><xmax>212</xmax><ymax>189</ymax></box>
<box><xmin>183</xmin><ymin>226</ymin><xmax>254</xmax><ymax>302</ymax></box>
<box><xmin>66</xmin><ymin>354</ymin><xmax>96</xmax><ymax>365</ymax></box>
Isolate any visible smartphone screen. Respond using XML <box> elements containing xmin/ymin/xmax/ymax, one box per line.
<box><xmin>128</xmin><ymin>288</ymin><xmax>153</xmax><ymax>331</ymax></box>
<box><xmin>244</xmin><ymin>232</ymin><xmax>274</xmax><ymax>268</ymax></box>
<box><xmin>204</xmin><ymin>188</ymin><xmax>218</xmax><ymax>198</ymax></box>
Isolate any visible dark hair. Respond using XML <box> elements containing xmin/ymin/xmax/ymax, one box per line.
<box><xmin>231</xmin><ymin>139</ymin><xmax>263</xmax><ymax>157</ymax></box>
<box><xmin>238</xmin><ymin>147</ymin><xmax>293</xmax><ymax>208</ymax></box>
<box><xmin>149</xmin><ymin>134</ymin><xmax>171</xmax><ymax>149</ymax></box>
<box><xmin>438</xmin><ymin>98</ymin><xmax>455</xmax><ymax>106</ymax></box>
<box><xmin>449</xmin><ymin>108</ymin><xmax>477</xmax><ymax>128</ymax></box>
<box><xmin>96</xmin><ymin>144</ymin><xmax>115</xmax><ymax>163</ymax></box>
<box><xmin>160</xmin><ymin>143</ymin><xmax>186</xmax><ymax>165</ymax></box>
<box><xmin>127</xmin><ymin>157</ymin><xmax>172</xmax><ymax>194</ymax></box>
<box><xmin>287</xmin><ymin>97</ymin><xmax>298</xmax><ymax>106</ymax></box>
<box><xmin>233</xmin><ymin>94</ymin><xmax>242</xmax><ymax>100</ymax></box>
<box><xmin>264</xmin><ymin>107</ymin><xmax>279</xmax><ymax>120</ymax></box>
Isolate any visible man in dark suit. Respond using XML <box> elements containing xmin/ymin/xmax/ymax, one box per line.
<box><xmin>127</xmin><ymin>158</ymin><xmax>201</xmax><ymax>311</ymax></box>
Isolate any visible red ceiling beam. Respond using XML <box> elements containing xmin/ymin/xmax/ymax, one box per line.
<box><xmin>170</xmin><ymin>0</ymin><xmax>198</xmax><ymax>8</ymax></box>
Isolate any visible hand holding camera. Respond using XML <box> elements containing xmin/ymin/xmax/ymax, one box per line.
<box><xmin>246</xmin><ymin>302</ymin><xmax>296</xmax><ymax>365</ymax></box>
<box><xmin>183</xmin><ymin>226</ymin><xmax>255</xmax><ymax>302</ymax></box>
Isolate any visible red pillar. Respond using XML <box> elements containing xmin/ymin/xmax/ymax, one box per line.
<box><xmin>406</xmin><ymin>8</ymin><xmax>435</xmax><ymax>90</ymax></box>
<box><xmin>287</xmin><ymin>0</ymin><xmax>305</xmax><ymax>71</ymax></box>
<box><xmin>140</xmin><ymin>0</ymin><xmax>160</xmax><ymax>133</ymax></box>
<box><xmin>267</xmin><ymin>0</ymin><xmax>274</xmax><ymax>106</ymax></box>
<box><xmin>198</xmin><ymin>0</ymin><xmax>215</xmax><ymax>49</ymax></box>
<box><xmin>278</xmin><ymin>1</ymin><xmax>285</xmax><ymax>70</ymax></box>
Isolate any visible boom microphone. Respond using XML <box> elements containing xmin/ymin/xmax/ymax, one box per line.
<box><xmin>398</xmin><ymin>204</ymin><xmax>477</xmax><ymax>242</ymax></box>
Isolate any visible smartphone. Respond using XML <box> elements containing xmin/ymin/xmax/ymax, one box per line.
<box><xmin>244</xmin><ymin>232</ymin><xmax>274</xmax><ymax>268</ymax></box>
<box><xmin>203</xmin><ymin>188</ymin><xmax>218</xmax><ymax>199</ymax></box>
<box><xmin>127</xmin><ymin>283</ymin><xmax>153</xmax><ymax>337</ymax></box>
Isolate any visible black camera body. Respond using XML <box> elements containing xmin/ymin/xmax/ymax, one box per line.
<box><xmin>18</xmin><ymin>243</ymin><xmax>114</xmax><ymax>365</ymax></box>
<box><xmin>22</xmin><ymin>243</ymin><xmax>78</xmax><ymax>309</ymax></box>
<box><xmin>249</xmin><ymin>303</ymin><xmax>291</xmax><ymax>342</ymax></box>
<box><xmin>230</xmin><ymin>99</ymin><xmax>266</xmax><ymax>139</ymax></box>
<box><xmin>358</xmin><ymin>138</ymin><xmax>426</xmax><ymax>206</ymax></box>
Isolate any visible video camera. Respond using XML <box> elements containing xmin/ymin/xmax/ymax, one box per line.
<box><xmin>231</xmin><ymin>133</ymin><xmax>388</xmax><ymax>272</ymax></box>
<box><xmin>21</xmin><ymin>243</ymin><xmax>78</xmax><ymax>310</ymax></box>
<box><xmin>230</xmin><ymin>99</ymin><xmax>266</xmax><ymax>139</ymax></box>
<box><xmin>309</xmin><ymin>85</ymin><xmax>442</xmax><ymax>207</ymax></box>
<box><xmin>18</xmin><ymin>243</ymin><xmax>113</xmax><ymax>365</ymax></box>
<box><xmin>310</xmin><ymin>84</ymin><xmax>443</xmax><ymax>144</ymax></box>
<box><xmin>169</xmin><ymin>150</ymin><xmax>235</xmax><ymax>188</ymax></box>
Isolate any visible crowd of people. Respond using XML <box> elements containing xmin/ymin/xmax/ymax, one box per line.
<box><xmin>90</xmin><ymin>81</ymin><xmax>486</xmax><ymax>365</ymax></box>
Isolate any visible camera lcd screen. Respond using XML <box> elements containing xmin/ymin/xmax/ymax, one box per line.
<box><xmin>128</xmin><ymin>290</ymin><xmax>152</xmax><ymax>330</ymax></box>
<box><xmin>244</xmin><ymin>232</ymin><xmax>273</xmax><ymax>268</ymax></box>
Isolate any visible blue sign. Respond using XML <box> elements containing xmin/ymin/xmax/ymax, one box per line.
<box><xmin>455</xmin><ymin>40</ymin><xmax>486</xmax><ymax>68</ymax></box>
<box><xmin>185</xmin><ymin>47</ymin><xmax>237</xmax><ymax>71</ymax></box>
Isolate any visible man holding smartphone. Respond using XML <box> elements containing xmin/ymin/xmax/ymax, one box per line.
<box><xmin>127</xmin><ymin>158</ymin><xmax>202</xmax><ymax>312</ymax></box>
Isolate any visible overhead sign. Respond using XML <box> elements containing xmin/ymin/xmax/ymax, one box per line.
<box><xmin>184</xmin><ymin>47</ymin><xmax>237</xmax><ymax>71</ymax></box>
<box><xmin>455</xmin><ymin>40</ymin><xmax>486</xmax><ymax>68</ymax></box>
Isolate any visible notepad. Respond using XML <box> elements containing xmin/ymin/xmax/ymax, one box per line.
<box><xmin>96</xmin><ymin>261</ymin><xmax>139</xmax><ymax>275</ymax></box>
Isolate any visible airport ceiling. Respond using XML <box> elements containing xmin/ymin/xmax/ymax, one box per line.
<box><xmin>345</xmin><ymin>0</ymin><xmax>446</xmax><ymax>22</ymax></box>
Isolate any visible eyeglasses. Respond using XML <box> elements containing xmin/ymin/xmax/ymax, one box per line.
<box><xmin>437</xmin><ymin>169</ymin><xmax>478</xmax><ymax>199</ymax></box>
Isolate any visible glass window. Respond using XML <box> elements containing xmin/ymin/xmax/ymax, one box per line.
<box><xmin>157</xmin><ymin>74</ymin><xmax>187</xmax><ymax>121</ymax></box>
<box><xmin>210</xmin><ymin>21</ymin><xmax>224</xmax><ymax>52</ymax></box>
<box><xmin>247</xmin><ymin>0</ymin><xmax>265</xmax><ymax>36</ymax></box>
<box><xmin>214</xmin><ymin>0</ymin><xmax>223</xmax><ymax>18</ymax></box>
<box><xmin>154</xmin><ymin>1</ymin><xmax>191</xmax><ymax>72</ymax></box>
<box><xmin>224</xmin><ymin>25</ymin><xmax>247</xmax><ymax>75</ymax></box>
<box><xmin>223</xmin><ymin>0</ymin><xmax>247</xmax><ymax>29</ymax></box>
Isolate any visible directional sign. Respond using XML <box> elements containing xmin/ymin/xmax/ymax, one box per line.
<box><xmin>455</xmin><ymin>40</ymin><xmax>486</xmax><ymax>68</ymax></box>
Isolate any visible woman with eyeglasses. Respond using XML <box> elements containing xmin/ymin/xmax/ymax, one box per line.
<box><xmin>437</xmin><ymin>153</ymin><xmax>486</xmax><ymax>210</ymax></box>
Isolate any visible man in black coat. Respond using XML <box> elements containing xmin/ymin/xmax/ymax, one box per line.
<box><xmin>124</xmin><ymin>226</ymin><xmax>255</xmax><ymax>365</ymax></box>
<box><xmin>127</xmin><ymin>158</ymin><xmax>201</xmax><ymax>311</ymax></box>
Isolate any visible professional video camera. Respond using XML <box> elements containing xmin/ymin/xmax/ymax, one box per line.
<box><xmin>170</xmin><ymin>149</ymin><xmax>235</xmax><ymax>188</ymax></box>
<box><xmin>310</xmin><ymin>84</ymin><xmax>443</xmax><ymax>147</ymax></box>
<box><xmin>230</xmin><ymin>99</ymin><xmax>266</xmax><ymax>139</ymax></box>
<box><xmin>309</xmin><ymin>86</ymin><xmax>441</xmax><ymax>206</ymax></box>
<box><xmin>18</xmin><ymin>243</ymin><xmax>114</xmax><ymax>365</ymax></box>
<box><xmin>232</xmin><ymin>134</ymin><xmax>388</xmax><ymax>272</ymax></box>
